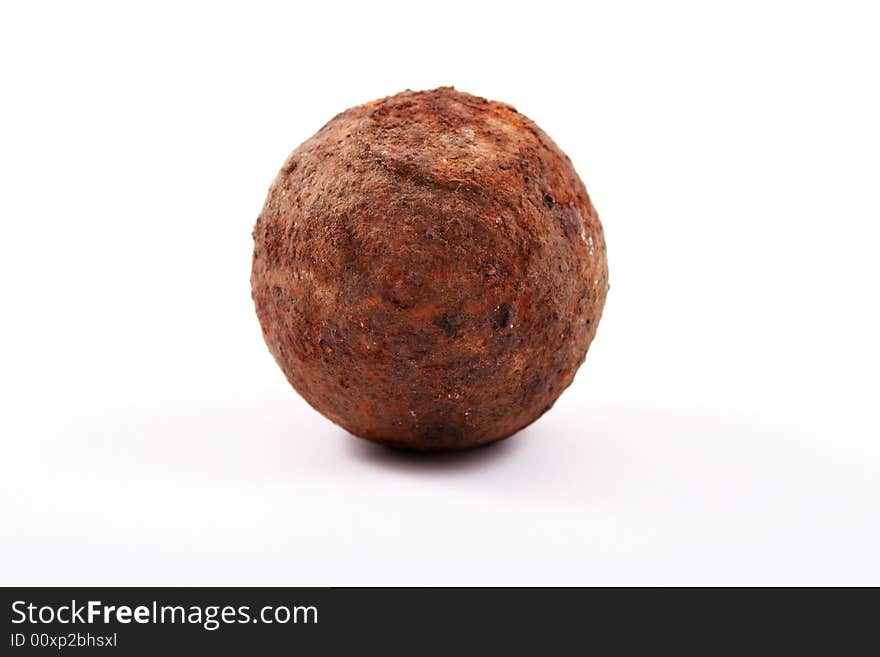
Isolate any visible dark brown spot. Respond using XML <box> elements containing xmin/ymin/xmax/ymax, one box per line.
<box><xmin>493</xmin><ymin>303</ymin><xmax>515</xmax><ymax>329</ymax></box>
<box><xmin>417</xmin><ymin>423</ymin><xmax>465</xmax><ymax>443</ymax></box>
<box><xmin>434</xmin><ymin>314</ymin><xmax>463</xmax><ymax>338</ymax></box>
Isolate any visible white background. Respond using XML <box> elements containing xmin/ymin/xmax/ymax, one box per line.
<box><xmin>2</xmin><ymin>1</ymin><xmax>878</xmax><ymax>585</ymax></box>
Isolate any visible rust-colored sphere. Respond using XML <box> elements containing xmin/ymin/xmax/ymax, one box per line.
<box><xmin>252</xmin><ymin>88</ymin><xmax>608</xmax><ymax>450</ymax></box>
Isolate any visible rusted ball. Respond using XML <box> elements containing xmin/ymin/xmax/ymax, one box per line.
<box><xmin>252</xmin><ymin>87</ymin><xmax>608</xmax><ymax>451</ymax></box>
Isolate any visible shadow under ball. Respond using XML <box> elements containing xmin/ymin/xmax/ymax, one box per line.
<box><xmin>251</xmin><ymin>88</ymin><xmax>608</xmax><ymax>451</ymax></box>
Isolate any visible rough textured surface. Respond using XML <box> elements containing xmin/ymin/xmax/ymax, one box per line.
<box><xmin>252</xmin><ymin>87</ymin><xmax>609</xmax><ymax>450</ymax></box>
